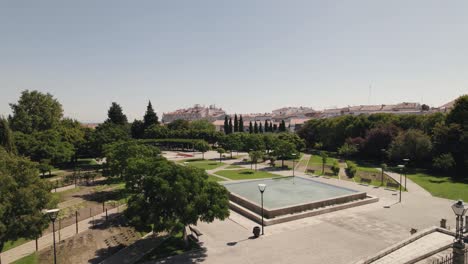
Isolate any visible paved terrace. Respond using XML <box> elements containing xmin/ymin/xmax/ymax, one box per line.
<box><xmin>160</xmin><ymin>151</ymin><xmax>457</xmax><ymax>264</ymax></box>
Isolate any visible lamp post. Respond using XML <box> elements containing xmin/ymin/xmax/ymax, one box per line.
<box><xmin>250</xmin><ymin>149</ymin><xmax>253</xmax><ymax>170</ymax></box>
<box><xmin>291</xmin><ymin>153</ymin><xmax>297</xmax><ymax>177</ymax></box>
<box><xmin>45</xmin><ymin>208</ymin><xmax>60</xmax><ymax>264</ymax></box>
<box><xmin>452</xmin><ymin>200</ymin><xmax>467</xmax><ymax>264</ymax></box>
<box><xmin>397</xmin><ymin>165</ymin><xmax>404</xmax><ymax>203</ymax></box>
<box><xmin>403</xmin><ymin>158</ymin><xmax>410</xmax><ymax>190</ymax></box>
<box><xmin>258</xmin><ymin>184</ymin><xmax>267</xmax><ymax>235</ymax></box>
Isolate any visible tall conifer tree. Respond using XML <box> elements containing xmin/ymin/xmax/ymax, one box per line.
<box><xmin>254</xmin><ymin>121</ymin><xmax>259</xmax><ymax>133</ymax></box>
<box><xmin>234</xmin><ymin>114</ymin><xmax>238</xmax><ymax>132</ymax></box>
<box><xmin>239</xmin><ymin>115</ymin><xmax>244</xmax><ymax>132</ymax></box>
<box><xmin>224</xmin><ymin>116</ymin><xmax>229</xmax><ymax>134</ymax></box>
<box><xmin>249</xmin><ymin>121</ymin><xmax>253</xmax><ymax>134</ymax></box>
<box><xmin>228</xmin><ymin>118</ymin><xmax>233</xmax><ymax>134</ymax></box>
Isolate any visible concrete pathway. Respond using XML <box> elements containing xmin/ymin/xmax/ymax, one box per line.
<box><xmin>382</xmin><ymin>170</ymin><xmax>432</xmax><ymax>197</ymax></box>
<box><xmin>100</xmin><ymin>233</ymin><xmax>164</xmax><ymax>264</ymax></box>
<box><xmin>1</xmin><ymin>205</ymin><xmax>126</xmax><ymax>264</ymax></box>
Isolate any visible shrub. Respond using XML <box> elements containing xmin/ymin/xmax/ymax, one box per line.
<box><xmin>331</xmin><ymin>161</ymin><xmax>340</xmax><ymax>176</ymax></box>
<box><xmin>345</xmin><ymin>161</ymin><xmax>357</xmax><ymax>178</ymax></box>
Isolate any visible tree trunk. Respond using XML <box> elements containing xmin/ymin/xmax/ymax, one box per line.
<box><xmin>183</xmin><ymin>226</ymin><xmax>189</xmax><ymax>248</ymax></box>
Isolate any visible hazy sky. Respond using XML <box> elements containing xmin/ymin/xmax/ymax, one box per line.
<box><xmin>1</xmin><ymin>1</ymin><xmax>467</xmax><ymax>122</ymax></box>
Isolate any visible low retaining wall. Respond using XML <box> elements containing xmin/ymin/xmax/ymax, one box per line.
<box><xmin>229</xmin><ymin>195</ymin><xmax>379</xmax><ymax>226</ymax></box>
<box><xmin>229</xmin><ymin>191</ymin><xmax>367</xmax><ymax>219</ymax></box>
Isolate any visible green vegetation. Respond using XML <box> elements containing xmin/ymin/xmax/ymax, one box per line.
<box><xmin>215</xmin><ymin>169</ymin><xmax>279</xmax><ymax>180</ymax></box>
<box><xmin>208</xmin><ymin>174</ymin><xmax>225</xmax><ymax>182</ymax></box>
<box><xmin>12</xmin><ymin>253</ymin><xmax>37</xmax><ymax>264</ymax></box>
<box><xmin>308</xmin><ymin>155</ymin><xmax>337</xmax><ymax>165</ymax></box>
<box><xmin>408</xmin><ymin>172</ymin><xmax>468</xmax><ymax>201</ymax></box>
<box><xmin>184</xmin><ymin>159</ymin><xmax>225</xmax><ymax>170</ymax></box>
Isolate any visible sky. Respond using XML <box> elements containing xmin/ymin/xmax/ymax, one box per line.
<box><xmin>0</xmin><ymin>0</ymin><xmax>467</xmax><ymax>123</ymax></box>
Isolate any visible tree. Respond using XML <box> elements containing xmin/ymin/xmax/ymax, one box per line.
<box><xmin>338</xmin><ymin>143</ymin><xmax>358</xmax><ymax>159</ymax></box>
<box><xmin>124</xmin><ymin>158</ymin><xmax>229</xmax><ymax>245</ymax></box>
<box><xmin>194</xmin><ymin>141</ymin><xmax>210</xmax><ymax>159</ymax></box>
<box><xmin>254</xmin><ymin>121</ymin><xmax>259</xmax><ymax>134</ymax></box>
<box><xmin>444</xmin><ymin>95</ymin><xmax>468</xmax><ymax>174</ymax></box>
<box><xmin>243</xmin><ymin>134</ymin><xmax>265</xmax><ymax>151</ymax></box>
<box><xmin>0</xmin><ymin>117</ymin><xmax>15</xmax><ymax>153</ymax></box>
<box><xmin>228</xmin><ymin>118</ymin><xmax>233</xmax><ymax>134</ymax></box>
<box><xmin>143</xmin><ymin>101</ymin><xmax>159</xmax><ymax>129</ymax></box>
<box><xmin>362</xmin><ymin>124</ymin><xmax>399</xmax><ymax>158</ymax></box>
<box><xmin>224</xmin><ymin>116</ymin><xmax>229</xmax><ymax>134</ymax></box>
<box><xmin>320</xmin><ymin>152</ymin><xmax>328</xmax><ymax>175</ymax></box>
<box><xmin>234</xmin><ymin>114</ymin><xmax>238</xmax><ymax>133</ymax></box>
<box><xmin>167</xmin><ymin>119</ymin><xmax>190</xmax><ymax>130</ymax></box>
<box><xmin>331</xmin><ymin>161</ymin><xmax>340</xmax><ymax>176</ymax></box>
<box><xmin>345</xmin><ymin>160</ymin><xmax>357</xmax><ymax>178</ymax></box>
<box><xmin>264</xmin><ymin>120</ymin><xmax>269</xmax><ymax>132</ymax></box>
<box><xmin>106</xmin><ymin>102</ymin><xmax>128</xmax><ymax>125</ymax></box>
<box><xmin>131</xmin><ymin>120</ymin><xmax>145</xmax><ymax>139</ymax></box>
<box><xmin>249</xmin><ymin>121</ymin><xmax>253</xmax><ymax>134</ymax></box>
<box><xmin>239</xmin><ymin>115</ymin><xmax>244</xmax><ymax>132</ymax></box>
<box><xmin>273</xmin><ymin>140</ymin><xmax>297</xmax><ymax>168</ymax></box>
<box><xmin>9</xmin><ymin>90</ymin><xmax>63</xmax><ymax>134</ymax></box>
<box><xmin>38</xmin><ymin>159</ymin><xmax>53</xmax><ymax>177</ymax></box>
<box><xmin>104</xmin><ymin>141</ymin><xmax>161</xmax><ymax>178</ymax></box>
<box><xmin>0</xmin><ymin>148</ymin><xmax>55</xmax><ymax>262</ymax></box>
<box><xmin>144</xmin><ymin>124</ymin><xmax>170</xmax><ymax>139</ymax></box>
<box><xmin>446</xmin><ymin>95</ymin><xmax>468</xmax><ymax>128</ymax></box>
<box><xmin>279</xmin><ymin>120</ymin><xmax>287</xmax><ymax>132</ymax></box>
<box><xmin>259</xmin><ymin>123</ymin><xmax>263</xmax><ymax>133</ymax></box>
<box><xmin>433</xmin><ymin>153</ymin><xmax>456</xmax><ymax>173</ymax></box>
<box><xmin>273</xmin><ymin>124</ymin><xmax>278</xmax><ymax>132</ymax></box>
<box><xmin>421</xmin><ymin>104</ymin><xmax>430</xmax><ymax>111</ymax></box>
<box><xmin>220</xmin><ymin>134</ymin><xmax>243</xmax><ymax>158</ymax></box>
<box><xmin>388</xmin><ymin>129</ymin><xmax>432</xmax><ymax>164</ymax></box>
<box><xmin>190</xmin><ymin>120</ymin><xmax>215</xmax><ymax>131</ymax></box>
<box><xmin>249</xmin><ymin>150</ymin><xmax>264</xmax><ymax>171</ymax></box>
<box><xmin>88</xmin><ymin>122</ymin><xmax>130</xmax><ymax>157</ymax></box>
<box><xmin>216</xmin><ymin>148</ymin><xmax>225</xmax><ymax>163</ymax></box>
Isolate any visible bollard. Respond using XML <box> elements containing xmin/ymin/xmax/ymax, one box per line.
<box><xmin>75</xmin><ymin>211</ymin><xmax>79</xmax><ymax>234</ymax></box>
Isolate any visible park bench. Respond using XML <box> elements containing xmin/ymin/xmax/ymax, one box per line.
<box><xmin>189</xmin><ymin>226</ymin><xmax>203</xmax><ymax>241</ymax></box>
<box><xmin>386</xmin><ymin>182</ymin><xmax>400</xmax><ymax>189</ymax></box>
<box><xmin>360</xmin><ymin>178</ymin><xmax>372</xmax><ymax>184</ymax></box>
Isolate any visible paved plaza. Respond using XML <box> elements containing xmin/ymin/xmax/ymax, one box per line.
<box><xmin>159</xmin><ymin>151</ymin><xmax>457</xmax><ymax>264</ymax></box>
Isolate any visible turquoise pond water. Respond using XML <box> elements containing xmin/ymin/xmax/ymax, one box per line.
<box><xmin>223</xmin><ymin>177</ymin><xmax>358</xmax><ymax>209</ymax></box>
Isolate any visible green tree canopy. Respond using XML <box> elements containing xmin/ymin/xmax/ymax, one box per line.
<box><xmin>104</xmin><ymin>140</ymin><xmax>160</xmax><ymax>178</ymax></box>
<box><xmin>124</xmin><ymin>158</ymin><xmax>230</xmax><ymax>243</ymax></box>
<box><xmin>88</xmin><ymin>122</ymin><xmax>130</xmax><ymax>157</ymax></box>
<box><xmin>389</xmin><ymin>129</ymin><xmax>432</xmax><ymax>164</ymax></box>
<box><xmin>106</xmin><ymin>102</ymin><xmax>128</xmax><ymax>125</ymax></box>
<box><xmin>0</xmin><ymin>148</ymin><xmax>55</xmax><ymax>256</ymax></box>
<box><xmin>167</xmin><ymin>119</ymin><xmax>190</xmax><ymax>130</ymax></box>
<box><xmin>273</xmin><ymin>140</ymin><xmax>298</xmax><ymax>167</ymax></box>
<box><xmin>9</xmin><ymin>90</ymin><xmax>63</xmax><ymax>133</ymax></box>
<box><xmin>194</xmin><ymin>140</ymin><xmax>210</xmax><ymax>159</ymax></box>
<box><xmin>131</xmin><ymin>119</ymin><xmax>145</xmax><ymax>139</ymax></box>
<box><xmin>190</xmin><ymin>119</ymin><xmax>215</xmax><ymax>131</ymax></box>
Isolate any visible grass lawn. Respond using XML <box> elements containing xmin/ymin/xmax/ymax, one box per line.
<box><xmin>208</xmin><ymin>174</ymin><xmax>225</xmax><ymax>182</ymax></box>
<box><xmin>2</xmin><ymin>238</ymin><xmax>31</xmax><ymax>252</ymax></box>
<box><xmin>181</xmin><ymin>159</ymin><xmax>225</xmax><ymax>170</ymax></box>
<box><xmin>137</xmin><ymin>232</ymin><xmax>199</xmax><ymax>263</ymax></box>
<box><xmin>215</xmin><ymin>169</ymin><xmax>279</xmax><ymax>180</ymax></box>
<box><xmin>408</xmin><ymin>172</ymin><xmax>468</xmax><ymax>201</ymax></box>
<box><xmin>225</xmin><ymin>164</ymin><xmax>243</xmax><ymax>169</ymax></box>
<box><xmin>308</xmin><ymin>155</ymin><xmax>338</xmax><ymax>165</ymax></box>
<box><xmin>12</xmin><ymin>253</ymin><xmax>37</xmax><ymax>264</ymax></box>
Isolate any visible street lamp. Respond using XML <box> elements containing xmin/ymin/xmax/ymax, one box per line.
<box><xmin>397</xmin><ymin>165</ymin><xmax>404</xmax><ymax>203</ymax></box>
<box><xmin>258</xmin><ymin>184</ymin><xmax>267</xmax><ymax>235</ymax></box>
<box><xmin>291</xmin><ymin>153</ymin><xmax>297</xmax><ymax>177</ymax></box>
<box><xmin>403</xmin><ymin>158</ymin><xmax>410</xmax><ymax>190</ymax></box>
<box><xmin>45</xmin><ymin>208</ymin><xmax>60</xmax><ymax>264</ymax></box>
<box><xmin>452</xmin><ymin>200</ymin><xmax>467</xmax><ymax>263</ymax></box>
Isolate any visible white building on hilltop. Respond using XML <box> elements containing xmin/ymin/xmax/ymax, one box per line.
<box><xmin>162</xmin><ymin>104</ymin><xmax>226</xmax><ymax>123</ymax></box>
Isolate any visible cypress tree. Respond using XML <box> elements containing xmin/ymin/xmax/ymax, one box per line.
<box><xmin>269</xmin><ymin>122</ymin><xmax>273</xmax><ymax>132</ymax></box>
<box><xmin>0</xmin><ymin>117</ymin><xmax>16</xmax><ymax>153</ymax></box>
<box><xmin>264</xmin><ymin>120</ymin><xmax>269</xmax><ymax>132</ymax></box>
<box><xmin>107</xmin><ymin>102</ymin><xmax>128</xmax><ymax>125</ymax></box>
<box><xmin>239</xmin><ymin>115</ymin><xmax>244</xmax><ymax>132</ymax></box>
<box><xmin>224</xmin><ymin>116</ymin><xmax>229</xmax><ymax>134</ymax></box>
<box><xmin>249</xmin><ymin>121</ymin><xmax>253</xmax><ymax>134</ymax></box>
<box><xmin>280</xmin><ymin>120</ymin><xmax>286</xmax><ymax>132</ymax></box>
<box><xmin>234</xmin><ymin>114</ymin><xmax>238</xmax><ymax>133</ymax></box>
<box><xmin>228</xmin><ymin>118</ymin><xmax>233</xmax><ymax>134</ymax></box>
<box><xmin>259</xmin><ymin>123</ymin><xmax>263</xmax><ymax>133</ymax></box>
<box><xmin>254</xmin><ymin>121</ymin><xmax>259</xmax><ymax>133</ymax></box>
<box><xmin>143</xmin><ymin>101</ymin><xmax>159</xmax><ymax>129</ymax></box>
<box><xmin>273</xmin><ymin>124</ymin><xmax>278</xmax><ymax>132</ymax></box>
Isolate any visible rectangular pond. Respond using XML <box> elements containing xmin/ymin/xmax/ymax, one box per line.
<box><xmin>223</xmin><ymin>176</ymin><xmax>368</xmax><ymax>220</ymax></box>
